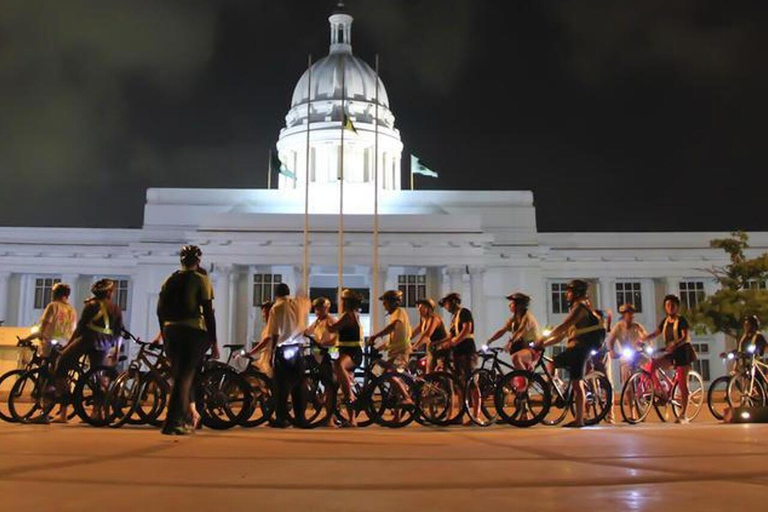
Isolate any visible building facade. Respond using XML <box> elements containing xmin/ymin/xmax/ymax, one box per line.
<box><xmin>0</xmin><ymin>8</ymin><xmax>763</xmax><ymax>384</ymax></box>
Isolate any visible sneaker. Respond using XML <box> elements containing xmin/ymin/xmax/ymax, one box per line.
<box><xmin>161</xmin><ymin>425</ymin><xmax>192</xmax><ymax>436</ymax></box>
<box><xmin>675</xmin><ymin>417</ymin><xmax>690</xmax><ymax>425</ymax></box>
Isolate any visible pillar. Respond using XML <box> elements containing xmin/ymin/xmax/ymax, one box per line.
<box><xmin>469</xmin><ymin>266</ymin><xmax>486</xmax><ymax>341</ymax></box>
<box><xmin>0</xmin><ymin>272</ymin><xmax>10</xmax><ymax>325</ymax></box>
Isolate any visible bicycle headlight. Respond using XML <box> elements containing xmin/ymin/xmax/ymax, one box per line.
<box><xmin>481</xmin><ymin>344</ymin><xmax>489</xmax><ymax>352</ymax></box>
<box><xmin>622</xmin><ymin>348</ymin><xmax>633</xmax><ymax>360</ymax></box>
<box><xmin>748</xmin><ymin>344</ymin><xmax>757</xmax><ymax>354</ymax></box>
<box><xmin>30</xmin><ymin>325</ymin><xmax>40</xmax><ymax>335</ymax></box>
<box><xmin>645</xmin><ymin>346</ymin><xmax>654</xmax><ymax>355</ymax></box>
<box><xmin>239</xmin><ymin>349</ymin><xmax>247</xmax><ymax>357</ymax></box>
<box><xmin>283</xmin><ymin>346</ymin><xmax>299</xmax><ymax>360</ymax></box>
<box><xmin>590</xmin><ymin>350</ymin><xmax>598</xmax><ymax>356</ymax></box>
<box><xmin>727</xmin><ymin>352</ymin><xmax>735</xmax><ymax>360</ymax></box>
<box><xmin>542</xmin><ymin>328</ymin><xmax>552</xmax><ymax>338</ymax></box>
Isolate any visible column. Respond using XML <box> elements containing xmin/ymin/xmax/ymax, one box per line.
<box><xmin>371</xmin><ymin>267</ymin><xmax>388</xmax><ymax>332</ymax></box>
<box><xmin>211</xmin><ymin>265</ymin><xmax>232</xmax><ymax>347</ymax></box>
<box><xmin>469</xmin><ymin>266</ymin><xmax>486</xmax><ymax>341</ymax></box>
<box><xmin>598</xmin><ymin>278</ymin><xmax>614</xmax><ymax>315</ymax></box>
<box><xmin>228</xmin><ymin>269</ymin><xmax>239</xmax><ymax>345</ymax></box>
<box><xmin>0</xmin><ymin>272</ymin><xmax>10</xmax><ymax>325</ymax></box>
<box><xmin>446</xmin><ymin>266</ymin><xmax>465</xmax><ymax>298</ymax></box>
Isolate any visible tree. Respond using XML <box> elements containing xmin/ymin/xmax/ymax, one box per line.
<box><xmin>691</xmin><ymin>232</ymin><xmax>768</xmax><ymax>338</ymax></box>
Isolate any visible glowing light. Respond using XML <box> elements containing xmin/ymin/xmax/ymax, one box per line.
<box><xmin>590</xmin><ymin>350</ymin><xmax>598</xmax><ymax>356</ymax></box>
<box><xmin>481</xmin><ymin>344</ymin><xmax>489</xmax><ymax>352</ymax></box>
<box><xmin>30</xmin><ymin>325</ymin><xmax>40</xmax><ymax>334</ymax></box>
<box><xmin>748</xmin><ymin>345</ymin><xmax>757</xmax><ymax>354</ymax></box>
<box><xmin>727</xmin><ymin>352</ymin><xmax>735</xmax><ymax>360</ymax></box>
<box><xmin>239</xmin><ymin>349</ymin><xmax>247</xmax><ymax>357</ymax></box>
<box><xmin>622</xmin><ymin>348</ymin><xmax>634</xmax><ymax>360</ymax></box>
<box><xmin>542</xmin><ymin>328</ymin><xmax>552</xmax><ymax>338</ymax></box>
<box><xmin>645</xmin><ymin>346</ymin><xmax>654</xmax><ymax>355</ymax></box>
<box><xmin>741</xmin><ymin>411</ymin><xmax>751</xmax><ymax>420</ymax></box>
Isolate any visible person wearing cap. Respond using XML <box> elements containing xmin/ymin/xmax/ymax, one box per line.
<box><xmin>437</xmin><ymin>292</ymin><xmax>479</xmax><ymax>424</ymax></box>
<box><xmin>486</xmin><ymin>292</ymin><xmax>541</xmax><ymax>370</ymax></box>
<box><xmin>304</xmin><ymin>297</ymin><xmax>337</xmax><ymax>425</ymax></box>
<box><xmin>535</xmin><ymin>279</ymin><xmax>606</xmax><ymax>428</ymax></box>
<box><xmin>157</xmin><ymin>245</ymin><xmax>218</xmax><ymax>435</ymax></box>
<box><xmin>327</xmin><ymin>289</ymin><xmax>364</xmax><ymax>426</ymax></box>
<box><xmin>369</xmin><ymin>290</ymin><xmax>413</xmax><ymax>370</ymax></box>
<box><xmin>737</xmin><ymin>315</ymin><xmax>766</xmax><ymax>357</ymax></box>
<box><xmin>604</xmin><ymin>303</ymin><xmax>648</xmax><ymax>423</ymax></box>
<box><xmin>411</xmin><ymin>298</ymin><xmax>449</xmax><ymax>373</ymax></box>
<box><xmin>50</xmin><ymin>278</ymin><xmax>124</xmax><ymax>424</ymax></box>
<box><xmin>20</xmin><ymin>282</ymin><xmax>77</xmax><ymax>359</ymax></box>
<box><xmin>638</xmin><ymin>294</ymin><xmax>698</xmax><ymax>423</ymax></box>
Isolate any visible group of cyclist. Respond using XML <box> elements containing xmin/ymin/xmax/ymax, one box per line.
<box><xmin>14</xmin><ymin>243</ymin><xmax>767</xmax><ymax>433</ymax></box>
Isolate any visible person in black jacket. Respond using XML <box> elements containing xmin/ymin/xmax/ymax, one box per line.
<box><xmin>157</xmin><ymin>245</ymin><xmax>219</xmax><ymax>435</ymax></box>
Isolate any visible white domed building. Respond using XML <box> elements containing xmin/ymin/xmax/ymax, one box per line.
<box><xmin>0</xmin><ymin>4</ymin><xmax>763</xmax><ymax>386</ymax></box>
<box><xmin>275</xmin><ymin>9</ymin><xmax>403</xmax><ymax>210</ymax></box>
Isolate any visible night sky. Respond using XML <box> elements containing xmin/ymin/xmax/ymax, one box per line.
<box><xmin>1</xmin><ymin>1</ymin><xmax>766</xmax><ymax>232</ymax></box>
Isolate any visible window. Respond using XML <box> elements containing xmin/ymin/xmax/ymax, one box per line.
<box><xmin>551</xmin><ymin>283</ymin><xmax>569</xmax><ymax>315</ymax></box>
<box><xmin>398</xmin><ymin>275</ymin><xmax>426</xmax><ymax>308</ymax></box>
<box><xmin>113</xmin><ymin>279</ymin><xmax>130</xmax><ymax>311</ymax></box>
<box><xmin>253</xmin><ymin>274</ymin><xmax>282</xmax><ymax>307</ymax></box>
<box><xmin>615</xmin><ymin>282</ymin><xmax>643</xmax><ymax>313</ymax></box>
<box><xmin>34</xmin><ymin>277</ymin><xmax>61</xmax><ymax>309</ymax></box>
<box><xmin>679</xmin><ymin>281</ymin><xmax>706</xmax><ymax>309</ymax></box>
<box><xmin>747</xmin><ymin>279</ymin><xmax>767</xmax><ymax>290</ymax></box>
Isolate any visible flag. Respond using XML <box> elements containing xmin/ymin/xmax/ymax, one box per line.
<box><xmin>410</xmin><ymin>154</ymin><xmax>438</xmax><ymax>178</ymax></box>
<box><xmin>343</xmin><ymin>112</ymin><xmax>358</xmax><ymax>135</ymax></box>
<box><xmin>270</xmin><ymin>149</ymin><xmax>296</xmax><ymax>180</ymax></box>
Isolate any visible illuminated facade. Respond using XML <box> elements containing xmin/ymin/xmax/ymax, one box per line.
<box><xmin>0</xmin><ymin>7</ymin><xmax>763</xmax><ymax>384</ymax></box>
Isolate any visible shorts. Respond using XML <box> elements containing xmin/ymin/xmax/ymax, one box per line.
<box><xmin>664</xmin><ymin>344</ymin><xmax>697</xmax><ymax>368</ymax></box>
<box><xmin>453</xmin><ymin>339</ymin><xmax>476</xmax><ymax>357</ymax></box>
<box><xmin>387</xmin><ymin>352</ymin><xmax>410</xmax><ymax>370</ymax></box>
<box><xmin>508</xmin><ymin>340</ymin><xmax>527</xmax><ymax>355</ymax></box>
<box><xmin>338</xmin><ymin>346</ymin><xmax>363</xmax><ymax>367</ymax></box>
<box><xmin>552</xmin><ymin>344</ymin><xmax>593</xmax><ymax>381</ymax></box>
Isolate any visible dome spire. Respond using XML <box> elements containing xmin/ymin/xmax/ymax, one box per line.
<box><xmin>329</xmin><ymin>3</ymin><xmax>353</xmax><ymax>54</ymax></box>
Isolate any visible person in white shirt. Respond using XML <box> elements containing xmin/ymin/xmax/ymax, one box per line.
<box><xmin>604</xmin><ymin>303</ymin><xmax>648</xmax><ymax>423</ymax></box>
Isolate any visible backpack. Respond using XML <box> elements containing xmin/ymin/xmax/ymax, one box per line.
<box><xmin>157</xmin><ymin>271</ymin><xmax>199</xmax><ymax>322</ymax></box>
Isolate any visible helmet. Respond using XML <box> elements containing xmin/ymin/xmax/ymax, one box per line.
<box><xmin>618</xmin><ymin>303</ymin><xmax>636</xmax><ymax>314</ymax></box>
<box><xmin>415</xmin><ymin>298</ymin><xmax>437</xmax><ymax>310</ymax></box>
<box><xmin>51</xmin><ymin>282</ymin><xmax>71</xmax><ymax>300</ymax></box>
<box><xmin>379</xmin><ymin>290</ymin><xmax>403</xmax><ymax>304</ymax></box>
<box><xmin>91</xmin><ymin>279</ymin><xmax>115</xmax><ymax>298</ymax></box>
<box><xmin>179</xmin><ymin>245</ymin><xmax>202</xmax><ymax>265</ymax></box>
<box><xmin>663</xmin><ymin>294</ymin><xmax>681</xmax><ymax>306</ymax></box>
<box><xmin>566</xmin><ymin>280</ymin><xmax>589</xmax><ymax>299</ymax></box>
<box><xmin>438</xmin><ymin>292</ymin><xmax>462</xmax><ymax>307</ymax></box>
<box><xmin>505</xmin><ymin>292</ymin><xmax>531</xmax><ymax>307</ymax></box>
<box><xmin>745</xmin><ymin>315</ymin><xmax>761</xmax><ymax>329</ymax></box>
<box><xmin>312</xmin><ymin>297</ymin><xmax>331</xmax><ymax>309</ymax></box>
<box><xmin>340</xmin><ymin>289</ymin><xmax>363</xmax><ymax>308</ymax></box>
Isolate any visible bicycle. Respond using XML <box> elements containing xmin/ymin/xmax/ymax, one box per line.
<box><xmin>724</xmin><ymin>344</ymin><xmax>768</xmax><ymax>412</ymax></box>
<box><xmin>707</xmin><ymin>349</ymin><xmax>749</xmax><ymax>420</ymax></box>
<box><xmin>0</xmin><ymin>339</ymin><xmax>55</xmax><ymax>423</ymax></box>
<box><xmin>495</xmin><ymin>346</ymin><xmax>612</xmax><ymax>428</ymax></box>
<box><xmin>226</xmin><ymin>344</ymin><xmax>275</xmax><ymax>428</ymax></box>
<box><xmin>333</xmin><ymin>345</ymin><xmax>389</xmax><ymax>427</ymax></box>
<box><xmin>464</xmin><ymin>346</ymin><xmax>516</xmax><ymax>427</ymax></box>
<box><xmin>620</xmin><ymin>346</ymin><xmax>704</xmax><ymax>424</ymax></box>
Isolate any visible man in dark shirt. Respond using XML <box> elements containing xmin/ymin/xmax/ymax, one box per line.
<box><xmin>51</xmin><ymin>279</ymin><xmax>124</xmax><ymax>423</ymax></box>
<box><xmin>438</xmin><ymin>292</ymin><xmax>478</xmax><ymax>424</ymax></box>
<box><xmin>157</xmin><ymin>245</ymin><xmax>219</xmax><ymax>435</ymax></box>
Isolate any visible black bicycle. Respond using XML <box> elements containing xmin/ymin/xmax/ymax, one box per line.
<box><xmin>464</xmin><ymin>346</ymin><xmax>516</xmax><ymax>427</ymax></box>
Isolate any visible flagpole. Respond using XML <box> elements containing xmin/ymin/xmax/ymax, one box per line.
<box><xmin>303</xmin><ymin>54</ymin><xmax>312</xmax><ymax>294</ymax></box>
<box><xmin>267</xmin><ymin>150</ymin><xmax>272</xmax><ymax>189</ymax></box>
<box><xmin>410</xmin><ymin>170</ymin><xmax>414</xmax><ymax>191</ymax></box>
<box><xmin>372</xmin><ymin>53</ymin><xmax>380</xmax><ymax>332</ymax></box>
<box><xmin>338</xmin><ymin>57</ymin><xmax>346</xmax><ymax>307</ymax></box>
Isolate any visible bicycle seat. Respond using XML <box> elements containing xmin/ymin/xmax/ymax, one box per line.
<box><xmin>118</xmin><ymin>355</ymin><xmax>128</xmax><ymax>362</ymax></box>
<box><xmin>223</xmin><ymin>344</ymin><xmax>245</xmax><ymax>350</ymax></box>
<box><xmin>135</xmin><ymin>339</ymin><xmax>154</xmax><ymax>346</ymax></box>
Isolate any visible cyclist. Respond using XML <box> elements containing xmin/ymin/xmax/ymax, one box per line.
<box><xmin>304</xmin><ymin>297</ymin><xmax>337</xmax><ymax>426</ymax></box>
<box><xmin>19</xmin><ymin>282</ymin><xmax>77</xmax><ymax>359</ymax></box>
<box><xmin>437</xmin><ymin>292</ymin><xmax>479</xmax><ymax>425</ymax></box>
<box><xmin>535</xmin><ymin>279</ymin><xmax>606</xmax><ymax>428</ymax></box>
<box><xmin>369</xmin><ymin>290</ymin><xmax>412</xmax><ymax>370</ymax></box>
<box><xmin>157</xmin><ymin>245</ymin><xmax>219</xmax><ymax>435</ymax></box>
<box><xmin>604</xmin><ymin>303</ymin><xmax>648</xmax><ymax>423</ymax></box>
<box><xmin>51</xmin><ymin>279</ymin><xmax>124</xmax><ymax>424</ymax></box>
<box><xmin>737</xmin><ymin>315</ymin><xmax>766</xmax><ymax>357</ymax></box>
<box><xmin>486</xmin><ymin>292</ymin><xmax>540</xmax><ymax>370</ymax></box>
<box><xmin>639</xmin><ymin>294</ymin><xmax>697</xmax><ymax>424</ymax></box>
<box><xmin>327</xmin><ymin>289</ymin><xmax>364</xmax><ymax>426</ymax></box>
<box><xmin>411</xmin><ymin>298</ymin><xmax>448</xmax><ymax>373</ymax></box>
<box><xmin>244</xmin><ymin>301</ymin><xmax>275</xmax><ymax>377</ymax></box>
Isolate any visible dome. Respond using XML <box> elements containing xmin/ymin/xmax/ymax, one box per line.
<box><xmin>290</xmin><ymin>53</ymin><xmax>390</xmax><ymax>109</ymax></box>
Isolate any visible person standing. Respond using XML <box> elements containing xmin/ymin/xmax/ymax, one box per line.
<box><xmin>604</xmin><ymin>303</ymin><xmax>648</xmax><ymax>423</ymax></box>
<box><xmin>51</xmin><ymin>279</ymin><xmax>123</xmax><ymax>424</ymax></box>
<box><xmin>327</xmin><ymin>289</ymin><xmax>364</xmax><ymax>426</ymax></box>
<box><xmin>157</xmin><ymin>245</ymin><xmax>219</xmax><ymax>436</ymax></box>
<box><xmin>267</xmin><ymin>283</ymin><xmax>311</xmax><ymax>428</ymax></box>
<box><xmin>20</xmin><ymin>282</ymin><xmax>77</xmax><ymax>359</ymax></box>
<box><xmin>737</xmin><ymin>315</ymin><xmax>766</xmax><ymax>357</ymax></box>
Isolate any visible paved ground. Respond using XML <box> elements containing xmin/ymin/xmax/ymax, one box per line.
<box><xmin>1</xmin><ymin>419</ymin><xmax>767</xmax><ymax>512</ymax></box>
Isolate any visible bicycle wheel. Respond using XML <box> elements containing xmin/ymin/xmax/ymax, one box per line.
<box><xmin>707</xmin><ymin>375</ymin><xmax>730</xmax><ymax>420</ymax></box>
<box><xmin>671</xmin><ymin>371</ymin><xmax>704</xmax><ymax>421</ymax></box>
<box><xmin>240</xmin><ymin>368</ymin><xmax>275</xmax><ymax>428</ymax></box>
<box><xmin>369</xmin><ymin>372</ymin><xmax>415</xmax><ymax>428</ymax></box>
<box><xmin>580</xmin><ymin>372</ymin><xmax>612</xmax><ymax>426</ymax></box>
<box><xmin>415</xmin><ymin>373</ymin><xmax>452</xmax><ymax>426</ymax></box>
<box><xmin>197</xmin><ymin>367</ymin><xmax>252</xmax><ymax>430</ymax></box>
<box><xmin>464</xmin><ymin>369</ymin><xmax>498</xmax><ymax>427</ymax></box>
<box><xmin>429</xmin><ymin>371</ymin><xmax>464</xmax><ymax>426</ymax></box>
<box><xmin>726</xmin><ymin>372</ymin><xmax>766</xmax><ymax>410</ymax></box>
<box><xmin>494</xmin><ymin>370</ymin><xmax>551</xmax><ymax>428</ymax></box>
<box><xmin>619</xmin><ymin>371</ymin><xmax>654</xmax><ymax>424</ymax></box>
<box><xmin>542</xmin><ymin>377</ymin><xmax>570</xmax><ymax>426</ymax></box>
<box><xmin>106</xmin><ymin>370</ymin><xmax>142</xmax><ymax>428</ymax></box>
<box><xmin>74</xmin><ymin>366</ymin><xmax>118</xmax><ymax>427</ymax></box>
<box><xmin>0</xmin><ymin>370</ymin><xmax>25</xmax><ymax>423</ymax></box>
<box><xmin>136</xmin><ymin>373</ymin><xmax>168</xmax><ymax>427</ymax></box>
<box><xmin>9</xmin><ymin>368</ymin><xmax>55</xmax><ymax>422</ymax></box>
<box><xmin>287</xmin><ymin>372</ymin><xmax>335</xmax><ymax>429</ymax></box>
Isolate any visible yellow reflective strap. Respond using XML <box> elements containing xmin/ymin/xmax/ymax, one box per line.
<box><xmin>337</xmin><ymin>341</ymin><xmax>363</xmax><ymax>348</ymax></box>
<box><xmin>86</xmin><ymin>300</ymin><xmax>113</xmax><ymax>336</ymax></box>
